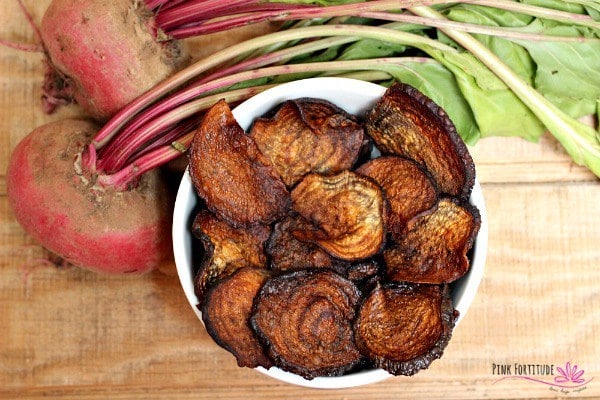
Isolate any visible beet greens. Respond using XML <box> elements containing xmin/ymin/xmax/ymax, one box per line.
<box><xmin>85</xmin><ymin>0</ymin><xmax>600</xmax><ymax>186</ymax></box>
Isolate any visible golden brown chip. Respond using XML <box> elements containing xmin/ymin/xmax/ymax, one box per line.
<box><xmin>356</xmin><ymin>156</ymin><xmax>438</xmax><ymax>238</ymax></box>
<box><xmin>384</xmin><ymin>198</ymin><xmax>480</xmax><ymax>284</ymax></box>
<box><xmin>354</xmin><ymin>283</ymin><xmax>455</xmax><ymax>376</ymax></box>
<box><xmin>250</xmin><ymin>269</ymin><xmax>362</xmax><ymax>379</ymax></box>
<box><xmin>202</xmin><ymin>267</ymin><xmax>273</xmax><ymax>369</ymax></box>
<box><xmin>250</xmin><ymin>98</ymin><xmax>364</xmax><ymax>187</ymax></box>
<box><xmin>365</xmin><ymin>83</ymin><xmax>475</xmax><ymax>200</ymax></box>
<box><xmin>266</xmin><ymin>214</ymin><xmax>347</xmax><ymax>273</ymax></box>
<box><xmin>291</xmin><ymin>171</ymin><xmax>385</xmax><ymax>261</ymax></box>
<box><xmin>189</xmin><ymin>99</ymin><xmax>290</xmax><ymax>227</ymax></box>
<box><xmin>192</xmin><ymin>210</ymin><xmax>270</xmax><ymax>303</ymax></box>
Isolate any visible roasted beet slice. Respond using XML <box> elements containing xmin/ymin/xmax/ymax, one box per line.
<box><xmin>250</xmin><ymin>98</ymin><xmax>364</xmax><ymax>187</ymax></box>
<box><xmin>354</xmin><ymin>283</ymin><xmax>456</xmax><ymax>376</ymax></box>
<box><xmin>189</xmin><ymin>99</ymin><xmax>290</xmax><ymax>227</ymax></box>
<box><xmin>365</xmin><ymin>83</ymin><xmax>475</xmax><ymax>200</ymax></box>
<box><xmin>384</xmin><ymin>198</ymin><xmax>480</xmax><ymax>284</ymax></box>
<box><xmin>251</xmin><ymin>269</ymin><xmax>362</xmax><ymax>379</ymax></box>
<box><xmin>356</xmin><ymin>156</ymin><xmax>438</xmax><ymax>238</ymax></box>
<box><xmin>291</xmin><ymin>171</ymin><xmax>385</xmax><ymax>261</ymax></box>
<box><xmin>345</xmin><ymin>259</ymin><xmax>381</xmax><ymax>283</ymax></box>
<box><xmin>202</xmin><ymin>267</ymin><xmax>273</xmax><ymax>369</ymax></box>
<box><xmin>266</xmin><ymin>214</ymin><xmax>347</xmax><ymax>273</ymax></box>
<box><xmin>192</xmin><ymin>210</ymin><xmax>270</xmax><ymax>303</ymax></box>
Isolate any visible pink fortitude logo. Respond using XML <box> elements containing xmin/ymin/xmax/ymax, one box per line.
<box><xmin>493</xmin><ymin>362</ymin><xmax>593</xmax><ymax>394</ymax></box>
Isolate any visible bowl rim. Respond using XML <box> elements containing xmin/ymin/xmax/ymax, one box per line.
<box><xmin>172</xmin><ymin>77</ymin><xmax>488</xmax><ymax>389</ymax></box>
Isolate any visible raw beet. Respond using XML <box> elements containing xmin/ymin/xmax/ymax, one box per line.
<box><xmin>40</xmin><ymin>0</ymin><xmax>187</xmax><ymax>120</ymax></box>
<box><xmin>6</xmin><ymin>119</ymin><xmax>174</xmax><ymax>274</ymax></box>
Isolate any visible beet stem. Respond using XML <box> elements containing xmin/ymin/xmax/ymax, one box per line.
<box><xmin>98</xmin><ymin>34</ymin><xmax>356</xmax><ymax>171</ymax></box>
<box><xmin>91</xmin><ymin>22</ymin><xmax>460</xmax><ymax>185</ymax></box>
<box><xmin>98</xmin><ymin>85</ymin><xmax>277</xmax><ymax>173</ymax></box>
<box><xmin>155</xmin><ymin>0</ymin><xmax>260</xmax><ymax>30</ymax></box>
<box><xmin>92</xmin><ymin>23</ymin><xmax>454</xmax><ymax>151</ymax></box>
<box><xmin>165</xmin><ymin>0</ymin><xmax>411</xmax><ymax>39</ymax></box>
<box><xmin>100</xmin><ymin>57</ymin><xmax>432</xmax><ymax>174</ymax></box>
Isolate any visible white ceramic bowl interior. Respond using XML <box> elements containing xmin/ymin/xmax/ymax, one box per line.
<box><xmin>173</xmin><ymin>77</ymin><xmax>488</xmax><ymax>389</ymax></box>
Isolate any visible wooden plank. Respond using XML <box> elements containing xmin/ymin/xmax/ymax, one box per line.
<box><xmin>1</xmin><ymin>183</ymin><xmax>598</xmax><ymax>399</ymax></box>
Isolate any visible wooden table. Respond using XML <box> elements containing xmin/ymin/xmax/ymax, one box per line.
<box><xmin>1</xmin><ymin>2</ymin><xmax>599</xmax><ymax>399</ymax></box>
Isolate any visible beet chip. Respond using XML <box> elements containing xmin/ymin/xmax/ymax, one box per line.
<box><xmin>354</xmin><ymin>283</ymin><xmax>455</xmax><ymax>376</ymax></box>
<box><xmin>251</xmin><ymin>270</ymin><xmax>362</xmax><ymax>379</ymax></box>
<box><xmin>266</xmin><ymin>214</ymin><xmax>347</xmax><ymax>273</ymax></box>
<box><xmin>192</xmin><ymin>210</ymin><xmax>270</xmax><ymax>304</ymax></box>
<box><xmin>202</xmin><ymin>267</ymin><xmax>273</xmax><ymax>369</ymax></box>
<box><xmin>365</xmin><ymin>83</ymin><xmax>475</xmax><ymax>200</ymax></box>
<box><xmin>356</xmin><ymin>156</ymin><xmax>438</xmax><ymax>239</ymax></box>
<box><xmin>189</xmin><ymin>99</ymin><xmax>290</xmax><ymax>227</ymax></box>
<box><xmin>384</xmin><ymin>198</ymin><xmax>480</xmax><ymax>284</ymax></box>
<box><xmin>291</xmin><ymin>171</ymin><xmax>385</xmax><ymax>261</ymax></box>
<box><xmin>250</xmin><ymin>98</ymin><xmax>364</xmax><ymax>187</ymax></box>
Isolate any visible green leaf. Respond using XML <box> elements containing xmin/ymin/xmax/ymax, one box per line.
<box><xmin>337</xmin><ymin>38</ymin><xmax>409</xmax><ymax>60</ymax></box>
<box><xmin>411</xmin><ymin>5</ymin><xmax>600</xmax><ymax>178</ymax></box>
<box><xmin>443</xmin><ymin>4</ymin><xmax>536</xmax><ymax>83</ymax></box>
<box><xmin>520</xmin><ymin>0</ymin><xmax>587</xmax><ymax>14</ymax></box>
<box><xmin>425</xmin><ymin>47</ymin><xmax>547</xmax><ymax>141</ymax></box>
<box><xmin>512</xmin><ymin>19</ymin><xmax>600</xmax><ymax>118</ymax></box>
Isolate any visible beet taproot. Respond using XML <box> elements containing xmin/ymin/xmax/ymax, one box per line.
<box><xmin>6</xmin><ymin>119</ymin><xmax>173</xmax><ymax>273</ymax></box>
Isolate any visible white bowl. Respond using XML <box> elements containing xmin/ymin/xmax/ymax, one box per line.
<box><xmin>173</xmin><ymin>77</ymin><xmax>488</xmax><ymax>389</ymax></box>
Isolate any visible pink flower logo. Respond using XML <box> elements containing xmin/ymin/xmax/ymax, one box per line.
<box><xmin>555</xmin><ymin>362</ymin><xmax>586</xmax><ymax>384</ymax></box>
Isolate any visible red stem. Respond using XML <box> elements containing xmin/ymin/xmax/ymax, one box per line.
<box><xmin>164</xmin><ymin>0</ymin><xmax>403</xmax><ymax>39</ymax></box>
<box><xmin>97</xmin><ymin>36</ymin><xmax>351</xmax><ymax>171</ymax></box>
<box><xmin>155</xmin><ymin>0</ymin><xmax>260</xmax><ymax>30</ymax></box>
<box><xmin>97</xmin><ymin>131</ymin><xmax>195</xmax><ymax>190</ymax></box>
<box><xmin>99</xmin><ymin>56</ymin><xmax>415</xmax><ymax>173</ymax></box>
<box><xmin>1</xmin><ymin>0</ymin><xmax>44</xmax><ymax>52</ymax></box>
<box><xmin>124</xmin><ymin>117</ymin><xmax>198</xmax><ymax>164</ymax></box>
<box><xmin>16</xmin><ymin>0</ymin><xmax>44</xmax><ymax>45</ymax></box>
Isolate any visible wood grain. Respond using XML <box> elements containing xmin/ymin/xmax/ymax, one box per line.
<box><xmin>1</xmin><ymin>1</ymin><xmax>599</xmax><ymax>399</ymax></box>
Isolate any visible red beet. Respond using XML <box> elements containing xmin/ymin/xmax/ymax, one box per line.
<box><xmin>40</xmin><ymin>0</ymin><xmax>187</xmax><ymax>120</ymax></box>
<box><xmin>6</xmin><ymin>119</ymin><xmax>173</xmax><ymax>274</ymax></box>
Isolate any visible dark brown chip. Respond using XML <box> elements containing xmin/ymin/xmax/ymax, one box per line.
<box><xmin>251</xmin><ymin>269</ymin><xmax>362</xmax><ymax>379</ymax></box>
<box><xmin>266</xmin><ymin>214</ymin><xmax>347</xmax><ymax>274</ymax></box>
<box><xmin>290</xmin><ymin>171</ymin><xmax>385</xmax><ymax>261</ymax></box>
<box><xmin>250</xmin><ymin>98</ymin><xmax>364</xmax><ymax>187</ymax></box>
<box><xmin>345</xmin><ymin>259</ymin><xmax>381</xmax><ymax>283</ymax></box>
<box><xmin>365</xmin><ymin>82</ymin><xmax>475</xmax><ymax>200</ymax></box>
<box><xmin>384</xmin><ymin>198</ymin><xmax>481</xmax><ymax>284</ymax></box>
<box><xmin>356</xmin><ymin>156</ymin><xmax>438</xmax><ymax>238</ymax></box>
<box><xmin>192</xmin><ymin>210</ymin><xmax>270</xmax><ymax>303</ymax></box>
<box><xmin>354</xmin><ymin>282</ymin><xmax>455</xmax><ymax>376</ymax></box>
<box><xmin>189</xmin><ymin>99</ymin><xmax>291</xmax><ymax>227</ymax></box>
<box><xmin>202</xmin><ymin>267</ymin><xmax>273</xmax><ymax>369</ymax></box>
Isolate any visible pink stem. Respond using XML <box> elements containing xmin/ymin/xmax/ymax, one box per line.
<box><xmin>144</xmin><ymin>0</ymin><xmax>173</xmax><ymax>11</ymax></box>
<box><xmin>1</xmin><ymin>0</ymin><xmax>44</xmax><ymax>52</ymax></box>
<box><xmin>98</xmin><ymin>85</ymin><xmax>276</xmax><ymax>173</ymax></box>
<box><xmin>97</xmin><ymin>132</ymin><xmax>195</xmax><ymax>190</ymax></box>
<box><xmin>195</xmin><ymin>36</ymin><xmax>355</xmax><ymax>84</ymax></box>
<box><xmin>16</xmin><ymin>0</ymin><xmax>44</xmax><ymax>45</ymax></box>
<box><xmin>99</xmin><ymin>57</ymin><xmax>414</xmax><ymax>173</ymax></box>
<box><xmin>97</xmin><ymin>35</ymin><xmax>350</xmax><ymax>169</ymax></box>
<box><xmin>165</xmin><ymin>0</ymin><xmax>405</xmax><ymax>38</ymax></box>
<box><xmin>156</xmin><ymin>0</ymin><xmax>260</xmax><ymax>30</ymax></box>
<box><xmin>125</xmin><ymin>117</ymin><xmax>198</xmax><ymax>163</ymax></box>
<box><xmin>0</xmin><ymin>38</ymin><xmax>43</xmax><ymax>52</ymax></box>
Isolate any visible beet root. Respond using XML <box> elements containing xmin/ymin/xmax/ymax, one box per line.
<box><xmin>6</xmin><ymin>119</ymin><xmax>174</xmax><ymax>274</ymax></box>
<box><xmin>40</xmin><ymin>0</ymin><xmax>188</xmax><ymax>120</ymax></box>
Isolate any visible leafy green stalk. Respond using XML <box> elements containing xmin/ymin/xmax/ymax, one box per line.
<box><xmin>410</xmin><ymin>5</ymin><xmax>600</xmax><ymax>177</ymax></box>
